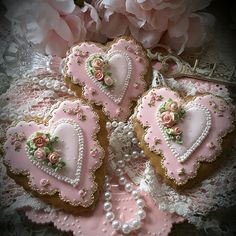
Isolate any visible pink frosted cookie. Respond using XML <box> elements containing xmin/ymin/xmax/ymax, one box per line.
<box><xmin>64</xmin><ymin>36</ymin><xmax>150</xmax><ymax>121</ymax></box>
<box><xmin>133</xmin><ymin>86</ymin><xmax>235</xmax><ymax>189</ymax></box>
<box><xmin>3</xmin><ymin>99</ymin><xmax>107</xmax><ymax>213</ymax></box>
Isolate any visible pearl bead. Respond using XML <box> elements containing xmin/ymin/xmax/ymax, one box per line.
<box><xmin>39</xmin><ymin>79</ymin><xmax>46</xmax><ymax>86</ymax></box>
<box><xmin>116</xmin><ymin>168</ymin><xmax>123</xmax><ymax>177</ymax></box>
<box><xmin>46</xmin><ymin>81</ymin><xmax>52</xmax><ymax>89</ymax></box>
<box><xmin>136</xmin><ymin>199</ymin><xmax>145</xmax><ymax>208</ymax></box>
<box><xmin>104</xmin><ymin>191</ymin><xmax>111</xmax><ymax>201</ymax></box>
<box><xmin>127</xmin><ymin>131</ymin><xmax>134</xmax><ymax>138</ymax></box>
<box><xmin>132</xmin><ymin>138</ymin><xmax>138</xmax><ymax>144</ymax></box>
<box><xmin>104</xmin><ymin>175</ymin><xmax>109</xmax><ymax>183</ymax></box>
<box><xmin>125</xmin><ymin>183</ymin><xmax>132</xmax><ymax>192</ymax></box>
<box><xmin>131</xmin><ymin>190</ymin><xmax>139</xmax><ymax>199</ymax></box>
<box><xmin>53</xmin><ymin>83</ymin><xmax>60</xmax><ymax>91</ymax></box>
<box><xmin>117</xmin><ymin>160</ymin><xmax>125</xmax><ymax>168</ymax></box>
<box><xmin>105</xmin><ymin>212</ymin><xmax>115</xmax><ymax>222</ymax></box>
<box><xmin>137</xmin><ymin>209</ymin><xmax>146</xmax><ymax>219</ymax></box>
<box><xmin>122</xmin><ymin>223</ymin><xmax>131</xmax><ymax>234</ymax></box>
<box><xmin>61</xmin><ymin>86</ymin><xmax>68</xmax><ymax>93</ymax></box>
<box><xmin>9</xmin><ymin>113</ymin><xmax>16</xmax><ymax>120</ymax></box>
<box><xmin>106</xmin><ymin>122</ymin><xmax>112</xmax><ymax>129</ymax></box>
<box><xmin>123</xmin><ymin>125</ymin><xmax>130</xmax><ymax>133</ymax></box>
<box><xmin>131</xmin><ymin>219</ymin><xmax>141</xmax><ymax>230</ymax></box>
<box><xmin>112</xmin><ymin>220</ymin><xmax>121</xmax><ymax>230</ymax></box>
<box><xmin>140</xmin><ymin>150</ymin><xmax>145</xmax><ymax>157</ymax></box>
<box><xmin>118</xmin><ymin>176</ymin><xmax>126</xmax><ymax>185</ymax></box>
<box><xmin>118</xmin><ymin>122</ymin><xmax>124</xmax><ymax>128</ymax></box>
<box><xmin>104</xmin><ymin>182</ymin><xmax>111</xmax><ymax>190</ymax></box>
<box><xmin>112</xmin><ymin>121</ymin><xmax>118</xmax><ymax>128</ymax></box>
<box><xmin>32</xmin><ymin>77</ymin><xmax>38</xmax><ymax>83</ymax></box>
<box><xmin>124</xmin><ymin>154</ymin><xmax>131</xmax><ymax>162</ymax></box>
<box><xmin>132</xmin><ymin>151</ymin><xmax>139</xmax><ymax>159</ymax></box>
<box><xmin>104</xmin><ymin>202</ymin><xmax>112</xmax><ymax>211</ymax></box>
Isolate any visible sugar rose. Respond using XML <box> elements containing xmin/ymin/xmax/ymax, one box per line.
<box><xmin>94</xmin><ymin>70</ymin><xmax>104</xmax><ymax>81</ymax></box>
<box><xmin>48</xmin><ymin>152</ymin><xmax>60</xmax><ymax>164</ymax></box>
<box><xmin>160</xmin><ymin>111</ymin><xmax>176</xmax><ymax>128</ymax></box>
<box><xmin>166</xmin><ymin>101</ymin><xmax>179</xmax><ymax>112</ymax></box>
<box><xmin>34</xmin><ymin>148</ymin><xmax>46</xmax><ymax>161</ymax></box>
<box><xmin>33</xmin><ymin>134</ymin><xmax>49</xmax><ymax>148</ymax></box>
<box><xmin>92</xmin><ymin>58</ymin><xmax>104</xmax><ymax>69</ymax></box>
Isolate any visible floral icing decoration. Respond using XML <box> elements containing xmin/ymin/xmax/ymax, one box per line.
<box><xmin>159</xmin><ymin>99</ymin><xmax>185</xmax><ymax>144</ymax></box>
<box><xmin>90</xmin><ymin>147</ymin><xmax>100</xmax><ymax>158</ymax></box>
<box><xmin>26</xmin><ymin>132</ymin><xmax>65</xmax><ymax>172</ymax></box>
<box><xmin>87</xmin><ymin>55</ymin><xmax>114</xmax><ymax>89</ymax></box>
<box><xmin>10</xmin><ymin>132</ymin><xmax>26</xmax><ymax>151</ymax></box>
<box><xmin>148</xmin><ymin>92</ymin><xmax>163</xmax><ymax>107</ymax></box>
<box><xmin>63</xmin><ymin>106</ymin><xmax>86</xmax><ymax>121</ymax></box>
<box><xmin>209</xmin><ymin>100</ymin><xmax>225</xmax><ymax>117</ymax></box>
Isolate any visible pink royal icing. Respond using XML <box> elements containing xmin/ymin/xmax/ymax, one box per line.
<box><xmin>4</xmin><ymin>100</ymin><xmax>104</xmax><ymax>207</ymax></box>
<box><xmin>25</xmin><ymin>186</ymin><xmax>183</xmax><ymax>236</ymax></box>
<box><xmin>136</xmin><ymin>87</ymin><xmax>234</xmax><ymax>185</ymax></box>
<box><xmin>64</xmin><ymin>38</ymin><xmax>149</xmax><ymax>121</ymax></box>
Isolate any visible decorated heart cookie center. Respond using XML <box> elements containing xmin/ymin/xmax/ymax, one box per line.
<box><xmin>26</xmin><ymin>119</ymin><xmax>84</xmax><ymax>186</ymax></box>
<box><xmin>157</xmin><ymin>101</ymin><xmax>212</xmax><ymax>162</ymax></box>
<box><xmin>85</xmin><ymin>50</ymin><xmax>132</xmax><ymax>104</ymax></box>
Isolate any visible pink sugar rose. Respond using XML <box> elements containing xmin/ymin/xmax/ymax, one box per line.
<box><xmin>166</xmin><ymin>101</ymin><xmax>179</xmax><ymax>112</ymax></box>
<box><xmin>173</xmin><ymin>127</ymin><xmax>183</xmax><ymax>136</ymax></box>
<box><xmin>160</xmin><ymin>111</ymin><xmax>176</xmax><ymax>128</ymax></box>
<box><xmin>94</xmin><ymin>70</ymin><xmax>104</xmax><ymax>81</ymax></box>
<box><xmin>34</xmin><ymin>148</ymin><xmax>46</xmax><ymax>161</ymax></box>
<box><xmin>48</xmin><ymin>152</ymin><xmax>60</xmax><ymax>164</ymax></box>
<box><xmin>33</xmin><ymin>134</ymin><xmax>49</xmax><ymax>148</ymax></box>
<box><xmin>92</xmin><ymin>58</ymin><xmax>104</xmax><ymax>69</ymax></box>
<box><xmin>104</xmin><ymin>76</ymin><xmax>114</xmax><ymax>86</ymax></box>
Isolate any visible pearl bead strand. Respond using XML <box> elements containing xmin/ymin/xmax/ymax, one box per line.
<box><xmin>104</xmin><ymin>121</ymin><xmax>147</xmax><ymax>235</ymax></box>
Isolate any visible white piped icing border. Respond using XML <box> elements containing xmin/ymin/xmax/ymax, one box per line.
<box><xmin>85</xmin><ymin>50</ymin><xmax>132</xmax><ymax>104</ymax></box>
<box><xmin>156</xmin><ymin>102</ymin><xmax>212</xmax><ymax>163</ymax></box>
<box><xmin>26</xmin><ymin>119</ymin><xmax>84</xmax><ymax>186</ymax></box>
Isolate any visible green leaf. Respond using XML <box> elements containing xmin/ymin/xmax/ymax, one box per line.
<box><xmin>90</xmin><ymin>69</ymin><xmax>94</xmax><ymax>75</ymax></box>
<box><xmin>106</xmin><ymin>71</ymin><xmax>112</xmax><ymax>76</ymax></box>
<box><xmin>44</xmin><ymin>147</ymin><xmax>50</xmax><ymax>154</ymax></box>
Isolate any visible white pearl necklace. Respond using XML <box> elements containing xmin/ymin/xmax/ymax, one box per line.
<box><xmin>31</xmin><ymin>76</ymin><xmax>74</xmax><ymax>96</ymax></box>
<box><xmin>104</xmin><ymin>122</ymin><xmax>146</xmax><ymax>234</ymax></box>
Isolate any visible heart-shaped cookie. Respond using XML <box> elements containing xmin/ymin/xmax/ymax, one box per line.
<box><xmin>64</xmin><ymin>36</ymin><xmax>150</xmax><ymax>121</ymax></box>
<box><xmin>133</xmin><ymin>87</ymin><xmax>235</xmax><ymax>188</ymax></box>
<box><xmin>4</xmin><ymin>99</ymin><xmax>107</xmax><ymax>212</ymax></box>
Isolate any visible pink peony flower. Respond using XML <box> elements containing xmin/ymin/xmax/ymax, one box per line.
<box><xmin>95</xmin><ymin>0</ymin><xmax>214</xmax><ymax>54</ymax></box>
<box><xmin>4</xmin><ymin>0</ymin><xmax>87</xmax><ymax>57</ymax></box>
<box><xmin>104</xmin><ymin>76</ymin><xmax>114</xmax><ymax>86</ymax></box>
<box><xmin>47</xmin><ymin>152</ymin><xmax>60</xmax><ymax>164</ymax></box>
<box><xmin>160</xmin><ymin>111</ymin><xmax>176</xmax><ymax>128</ymax></box>
<box><xmin>34</xmin><ymin>148</ymin><xmax>46</xmax><ymax>160</ymax></box>
<box><xmin>94</xmin><ymin>70</ymin><xmax>104</xmax><ymax>81</ymax></box>
<box><xmin>92</xmin><ymin>58</ymin><xmax>104</xmax><ymax>69</ymax></box>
